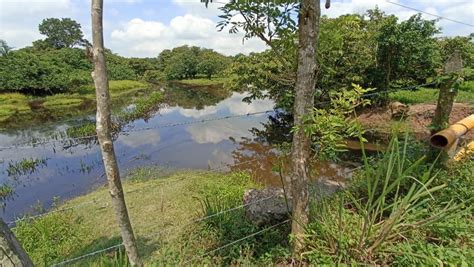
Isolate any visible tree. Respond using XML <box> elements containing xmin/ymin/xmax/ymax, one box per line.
<box><xmin>90</xmin><ymin>0</ymin><xmax>142</xmax><ymax>266</ymax></box>
<box><xmin>0</xmin><ymin>219</ymin><xmax>34</xmax><ymax>267</ymax></box>
<box><xmin>0</xmin><ymin>40</ymin><xmax>13</xmax><ymax>56</ymax></box>
<box><xmin>289</xmin><ymin>0</ymin><xmax>323</xmax><ymax>254</ymax></box>
<box><xmin>212</xmin><ymin>0</ymin><xmax>328</xmax><ymax>256</ymax></box>
<box><xmin>376</xmin><ymin>14</ymin><xmax>440</xmax><ymax>91</ymax></box>
<box><xmin>197</xmin><ymin>49</ymin><xmax>228</xmax><ymax>79</ymax></box>
<box><xmin>38</xmin><ymin>18</ymin><xmax>89</xmax><ymax>49</ymax></box>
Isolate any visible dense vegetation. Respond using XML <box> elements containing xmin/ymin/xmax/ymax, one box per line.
<box><xmin>11</xmin><ymin>137</ymin><xmax>473</xmax><ymax>265</ymax></box>
<box><xmin>227</xmin><ymin>8</ymin><xmax>474</xmax><ymax>110</ymax></box>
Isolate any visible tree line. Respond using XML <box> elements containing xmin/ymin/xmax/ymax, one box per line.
<box><xmin>0</xmin><ymin>18</ymin><xmax>231</xmax><ymax>94</ymax></box>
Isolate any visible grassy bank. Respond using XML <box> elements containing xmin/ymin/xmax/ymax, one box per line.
<box><xmin>389</xmin><ymin>81</ymin><xmax>474</xmax><ymax>105</ymax></box>
<box><xmin>12</xmin><ymin>144</ymin><xmax>473</xmax><ymax>266</ymax></box>
<box><xmin>0</xmin><ymin>80</ymin><xmax>150</xmax><ymax>129</ymax></box>
<box><xmin>13</xmin><ymin>170</ymin><xmax>289</xmax><ymax>266</ymax></box>
<box><xmin>175</xmin><ymin>77</ymin><xmax>230</xmax><ymax>87</ymax></box>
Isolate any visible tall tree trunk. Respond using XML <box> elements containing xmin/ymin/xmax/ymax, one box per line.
<box><xmin>91</xmin><ymin>0</ymin><xmax>142</xmax><ymax>266</ymax></box>
<box><xmin>0</xmin><ymin>219</ymin><xmax>34</xmax><ymax>267</ymax></box>
<box><xmin>289</xmin><ymin>0</ymin><xmax>320</xmax><ymax>256</ymax></box>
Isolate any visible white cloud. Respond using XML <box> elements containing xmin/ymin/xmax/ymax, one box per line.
<box><xmin>109</xmin><ymin>13</ymin><xmax>267</xmax><ymax>57</ymax></box>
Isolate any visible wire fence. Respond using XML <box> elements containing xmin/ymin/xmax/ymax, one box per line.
<box><xmin>0</xmin><ymin>81</ymin><xmax>436</xmax><ymax>151</ymax></box>
<box><xmin>3</xmin><ymin>81</ymin><xmax>438</xmax><ymax>265</ymax></box>
<box><xmin>50</xmin><ymin>194</ymin><xmax>283</xmax><ymax>266</ymax></box>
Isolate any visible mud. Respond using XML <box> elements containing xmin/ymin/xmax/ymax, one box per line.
<box><xmin>358</xmin><ymin>103</ymin><xmax>474</xmax><ymax>140</ymax></box>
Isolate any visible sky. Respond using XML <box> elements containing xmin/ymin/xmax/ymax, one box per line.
<box><xmin>0</xmin><ymin>0</ymin><xmax>473</xmax><ymax>58</ymax></box>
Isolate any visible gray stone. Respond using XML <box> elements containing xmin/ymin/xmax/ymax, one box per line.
<box><xmin>243</xmin><ymin>187</ymin><xmax>292</xmax><ymax>226</ymax></box>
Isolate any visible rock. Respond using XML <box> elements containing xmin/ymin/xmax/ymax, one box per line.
<box><xmin>389</xmin><ymin>101</ymin><xmax>409</xmax><ymax>119</ymax></box>
<box><xmin>243</xmin><ymin>187</ymin><xmax>292</xmax><ymax>226</ymax></box>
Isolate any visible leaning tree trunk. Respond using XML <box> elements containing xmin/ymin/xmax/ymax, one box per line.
<box><xmin>0</xmin><ymin>219</ymin><xmax>34</xmax><ymax>267</ymax></box>
<box><xmin>289</xmin><ymin>0</ymin><xmax>321</xmax><ymax>255</ymax></box>
<box><xmin>91</xmin><ymin>0</ymin><xmax>142</xmax><ymax>266</ymax></box>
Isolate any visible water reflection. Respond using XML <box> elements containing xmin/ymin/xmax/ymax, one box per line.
<box><xmin>0</xmin><ymin>87</ymin><xmax>275</xmax><ymax>220</ymax></box>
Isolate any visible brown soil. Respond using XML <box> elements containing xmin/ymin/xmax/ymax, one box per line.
<box><xmin>358</xmin><ymin>103</ymin><xmax>474</xmax><ymax>140</ymax></box>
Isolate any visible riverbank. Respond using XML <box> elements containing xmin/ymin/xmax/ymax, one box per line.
<box><xmin>13</xmin><ymin>169</ymin><xmax>291</xmax><ymax>265</ymax></box>
<box><xmin>12</xmin><ymin>150</ymin><xmax>474</xmax><ymax>266</ymax></box>
<box><xmin>0</xmin><ymin>80</ymin><xmax>150</xmax><ymax>129</ymax></box>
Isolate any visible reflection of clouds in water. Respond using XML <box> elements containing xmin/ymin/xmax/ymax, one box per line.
<box><xmin>118</xmin><ymin>130</ymin><xmax>160</xmax><ymax>148</ymax></box>
<box><xmin>186</xmin><ymin>119</ymin><xmax>261</xmax><ymax>144</ymax></box>
<box><xmin>209</xmin><ymin>148</ymin><xmax>234</xmax><ymax>169</ymax></box>
<box><xmin>225</xmin><ymin>92</ymin><xmax>274</xmax><ymax>115</ymax></box>
<box><xmin>179</xmin><ymin>106</ymin><xmax>218</xmax><ymax>118</ymax></box>
<box><xmin>158</xmin><ymin>92</ymin><xmax>274</xmax><ymax>119</ymax></box>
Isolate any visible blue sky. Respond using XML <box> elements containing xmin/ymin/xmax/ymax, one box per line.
<box><xmin>1</xmin><ymin>0</ymin><xmax>473</xmax><ymax>57</ymax></box>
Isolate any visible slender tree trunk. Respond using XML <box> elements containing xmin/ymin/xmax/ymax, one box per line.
<box><xmin>288</xmin><ymin>0</ymin><xmax>320</xmax><ymax>256</ymax></box>
<box><xmin>0</xmin><ymin>219</ymin><xmax>34</xmax><ymax>267</ymax></box>
<box><xmin>431</xmin><ymin>51</ymin><xmax>463</xmax><ymax>134</ymax></box>
<box><xmin>431</xmin><ymin>78</ymin><xmax>457</xmax><ymax>134</ymax></box>
<box><xmin>91</xmin><ymin>0</ymin><xmax>142</xmax><ymax>266</ymax></box>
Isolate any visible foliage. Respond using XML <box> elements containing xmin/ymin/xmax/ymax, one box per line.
<box><xmin>227</xmin><ymin>8</ymin><xmax>449</xmax><ymax>111</ymax></box>
<box><xmin>304</xmin><ymin>135</ymin><xmax>466</xmax><ymax>265</ymax></box>
<box><xmin>301</xmin><ymin>85</ymin><xmax>371</xmax><ymax>160</ymax></box>
<box><xmin>37</xmin><ymin>18</ymin><xmax>89</xmax><ymax>49</ymax></box>
<box><xmin>143</xmin><ymin>70</ymin><xmax>166</xmax><ymax>83</ymax></box>
<box><xmin>0</xmin><ymin>48</ymin><xmax>92</xmax><ymax>93</ymax></box>
<box><xmin>156</xmin><ymin>45</ymin><xmax>231</xmax><ymax>80</ymax></box>
<box><xmin>197</xmin><ymin>49</ymin><xmax>230</xmax><ymax>79</ymax></box>
<box><xmin>228</xmin><ymin>50</ymin><xmax>295</xmax><ymax>110</ymax></box>
<box><xmin>216</xmin><ymin>0</ymin><xmax>298</xmax><ymax>51</ymax></box>
<box><xmin>13</xmin><ymin>211</ymin><xmax>89</xmax><ymax>266</ymax></box>
<box><xmin>0</xmin><ymin>39</ymin><xmax>13</xmax><ymax>56</ymax></box>
<box><xmin>438</xmin><ymin>36</ymin><xmax>474</xmax><ymax>68</ymax></box>
<box><xmin>375</xmin><ymin>14</ymin><xmax>441</xmax><ymax>91</ymax></box>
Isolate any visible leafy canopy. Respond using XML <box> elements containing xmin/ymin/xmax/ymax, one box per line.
<box><xmin>37</xmin><ymin>18</ymin><xmax>89</xmax><ymax>49</ymax></box>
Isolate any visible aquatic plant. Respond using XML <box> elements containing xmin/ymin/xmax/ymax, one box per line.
<box><xmin>6</xmin><ymin>158</ymin><xmax>47</xmax><ymax>177</ymax></box>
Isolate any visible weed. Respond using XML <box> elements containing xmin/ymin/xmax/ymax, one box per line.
<box><xmin>7</xmin><ymin>158</ymin><xmax>47</xmax><ymax>177</ymax></box>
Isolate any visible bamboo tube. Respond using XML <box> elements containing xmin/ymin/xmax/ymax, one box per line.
<box><xmin>430</xmin><ymin>114</ymin><xmax>474</xmax><ymax>149</ymax></box>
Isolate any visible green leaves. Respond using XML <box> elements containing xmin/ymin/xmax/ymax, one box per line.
<box><xmin>38</xmin><ymin>18</ymin><xmax>89</xmax><ymax>49</ymax></box>
<box><xmin>300</xmin><ymin>84</ymin><xmax>372</xmax><ymax>161</ymax></box>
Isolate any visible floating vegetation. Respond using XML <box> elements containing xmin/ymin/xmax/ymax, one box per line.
<box><xmin>0</xmin><ymin>183</ymin><xmax>14</xmax><ymax>200</ymax></box>
<box><xmin>7</xmin><ymin>158</ymin><xmax>48</xmax><ymax>177</ymax></box>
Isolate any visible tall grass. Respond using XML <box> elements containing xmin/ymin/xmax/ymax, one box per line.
<box><xmin>304</xmin><ymin>135</ymin><xmax>466</xmax><ymax>265</ymax></box>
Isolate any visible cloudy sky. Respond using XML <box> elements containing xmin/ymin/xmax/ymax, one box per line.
<box><xmin>1</xmin><ymin>0</ymin><xmax>472</xmax><ymax>57</ymax></box>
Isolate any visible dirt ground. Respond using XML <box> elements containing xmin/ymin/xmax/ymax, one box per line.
<box><xmin>358</xmin><ymin>103</ymin><xmax>474</xmax><ymax>141</ymax></box>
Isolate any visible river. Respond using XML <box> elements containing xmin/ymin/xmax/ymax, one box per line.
<box><xmin>0</xmin><ymin>85</ymin><xmax>352</xmax><ymax>222</ymax></box>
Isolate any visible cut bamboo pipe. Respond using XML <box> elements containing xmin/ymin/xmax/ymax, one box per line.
<box><xmin>430</xmin><ymin>114</ymin><xmax>474</xmax><ymax>149</ymax></box>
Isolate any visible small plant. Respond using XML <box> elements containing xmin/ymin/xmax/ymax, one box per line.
<box><xmin>301</xmin><ymin>84</ymin><xmax>372</xmax><ymax>160</ymax></box>
<box><xmin>6</xmin><ymin>158</ymin><xmax>47</xmax><ymax>177</ymax></box>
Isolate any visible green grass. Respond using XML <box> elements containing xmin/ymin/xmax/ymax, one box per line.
<box><xmin>13</xmin><ymin>170</ymin><xmax>288</xmax><ymax>266</ymax></box>
<box><xmin>0</xmin><ymin>93</ymin><xmax>31</xmax><ymax>122</ymax></box>
<box><xmin>389</xmin><ymin>84</ymin><xmax>474</xmax><ymax>105</ymax></box>
<box><xmin>178</xmin><ymin>77</ymin><xmax>230</xmax><ymax>86</ymax></box>
<box><xmin>0</xmin><ymin>80</ymin><xmax>152</xmax><ymax>128</ymax></box>
<box><xmin>43</xmin><ymin>95</ymin><xmax>84</xmax><ymax>108</ymax></box>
